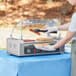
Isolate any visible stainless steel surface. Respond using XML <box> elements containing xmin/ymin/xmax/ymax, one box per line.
<box><xmin>7</xmin><ymin>38</ymin><xmax>64</xmax><ymax>56</ymax></box>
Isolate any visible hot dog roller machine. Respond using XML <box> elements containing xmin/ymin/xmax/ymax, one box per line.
<box><xmin>7</xmin><ymin>19</ymin><xmax>64</xmax><ymax>56</ymax></box>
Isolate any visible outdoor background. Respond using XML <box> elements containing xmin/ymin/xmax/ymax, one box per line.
<box><xmin>0</xmin><ymin>0</ymin><xmax>75</xmax><ymax>49</ymax></box>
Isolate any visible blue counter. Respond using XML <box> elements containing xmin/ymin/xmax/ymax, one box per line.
<box><xmin>0</xmin><ymin>50</ymin><xmax>71</xmax><ymax>76</ymax></box>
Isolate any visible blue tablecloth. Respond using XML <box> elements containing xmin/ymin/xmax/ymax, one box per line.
<box><xmin>0</xmin><ymin>50</ymin><xmax>71</xmax><ymax>76</ymax></box>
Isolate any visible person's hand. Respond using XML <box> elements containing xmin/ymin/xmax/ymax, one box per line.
<box><xmin>34</xmin><ymin>45</ymin><xmax>56</xmax><ymax>51</ymax></box>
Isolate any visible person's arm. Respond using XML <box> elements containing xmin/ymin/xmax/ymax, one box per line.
<box><xmin>54</xmin><ymin>13</ymin><xmax>76</xmax><ymax>49</ymax></box>
<box><xmin>53</xmin><ymin>31</ymin><xmax>75</xmax><ymax>49</ymax></box>
<box><xmin>58</xmin><ymin>23</ymin><xmax>70</xmax><ymax>31</ymax></box>
<box><xmin>44</xmin><ymin>22</ymin><xmax>70</xmax><ymax>33</ymax></box>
